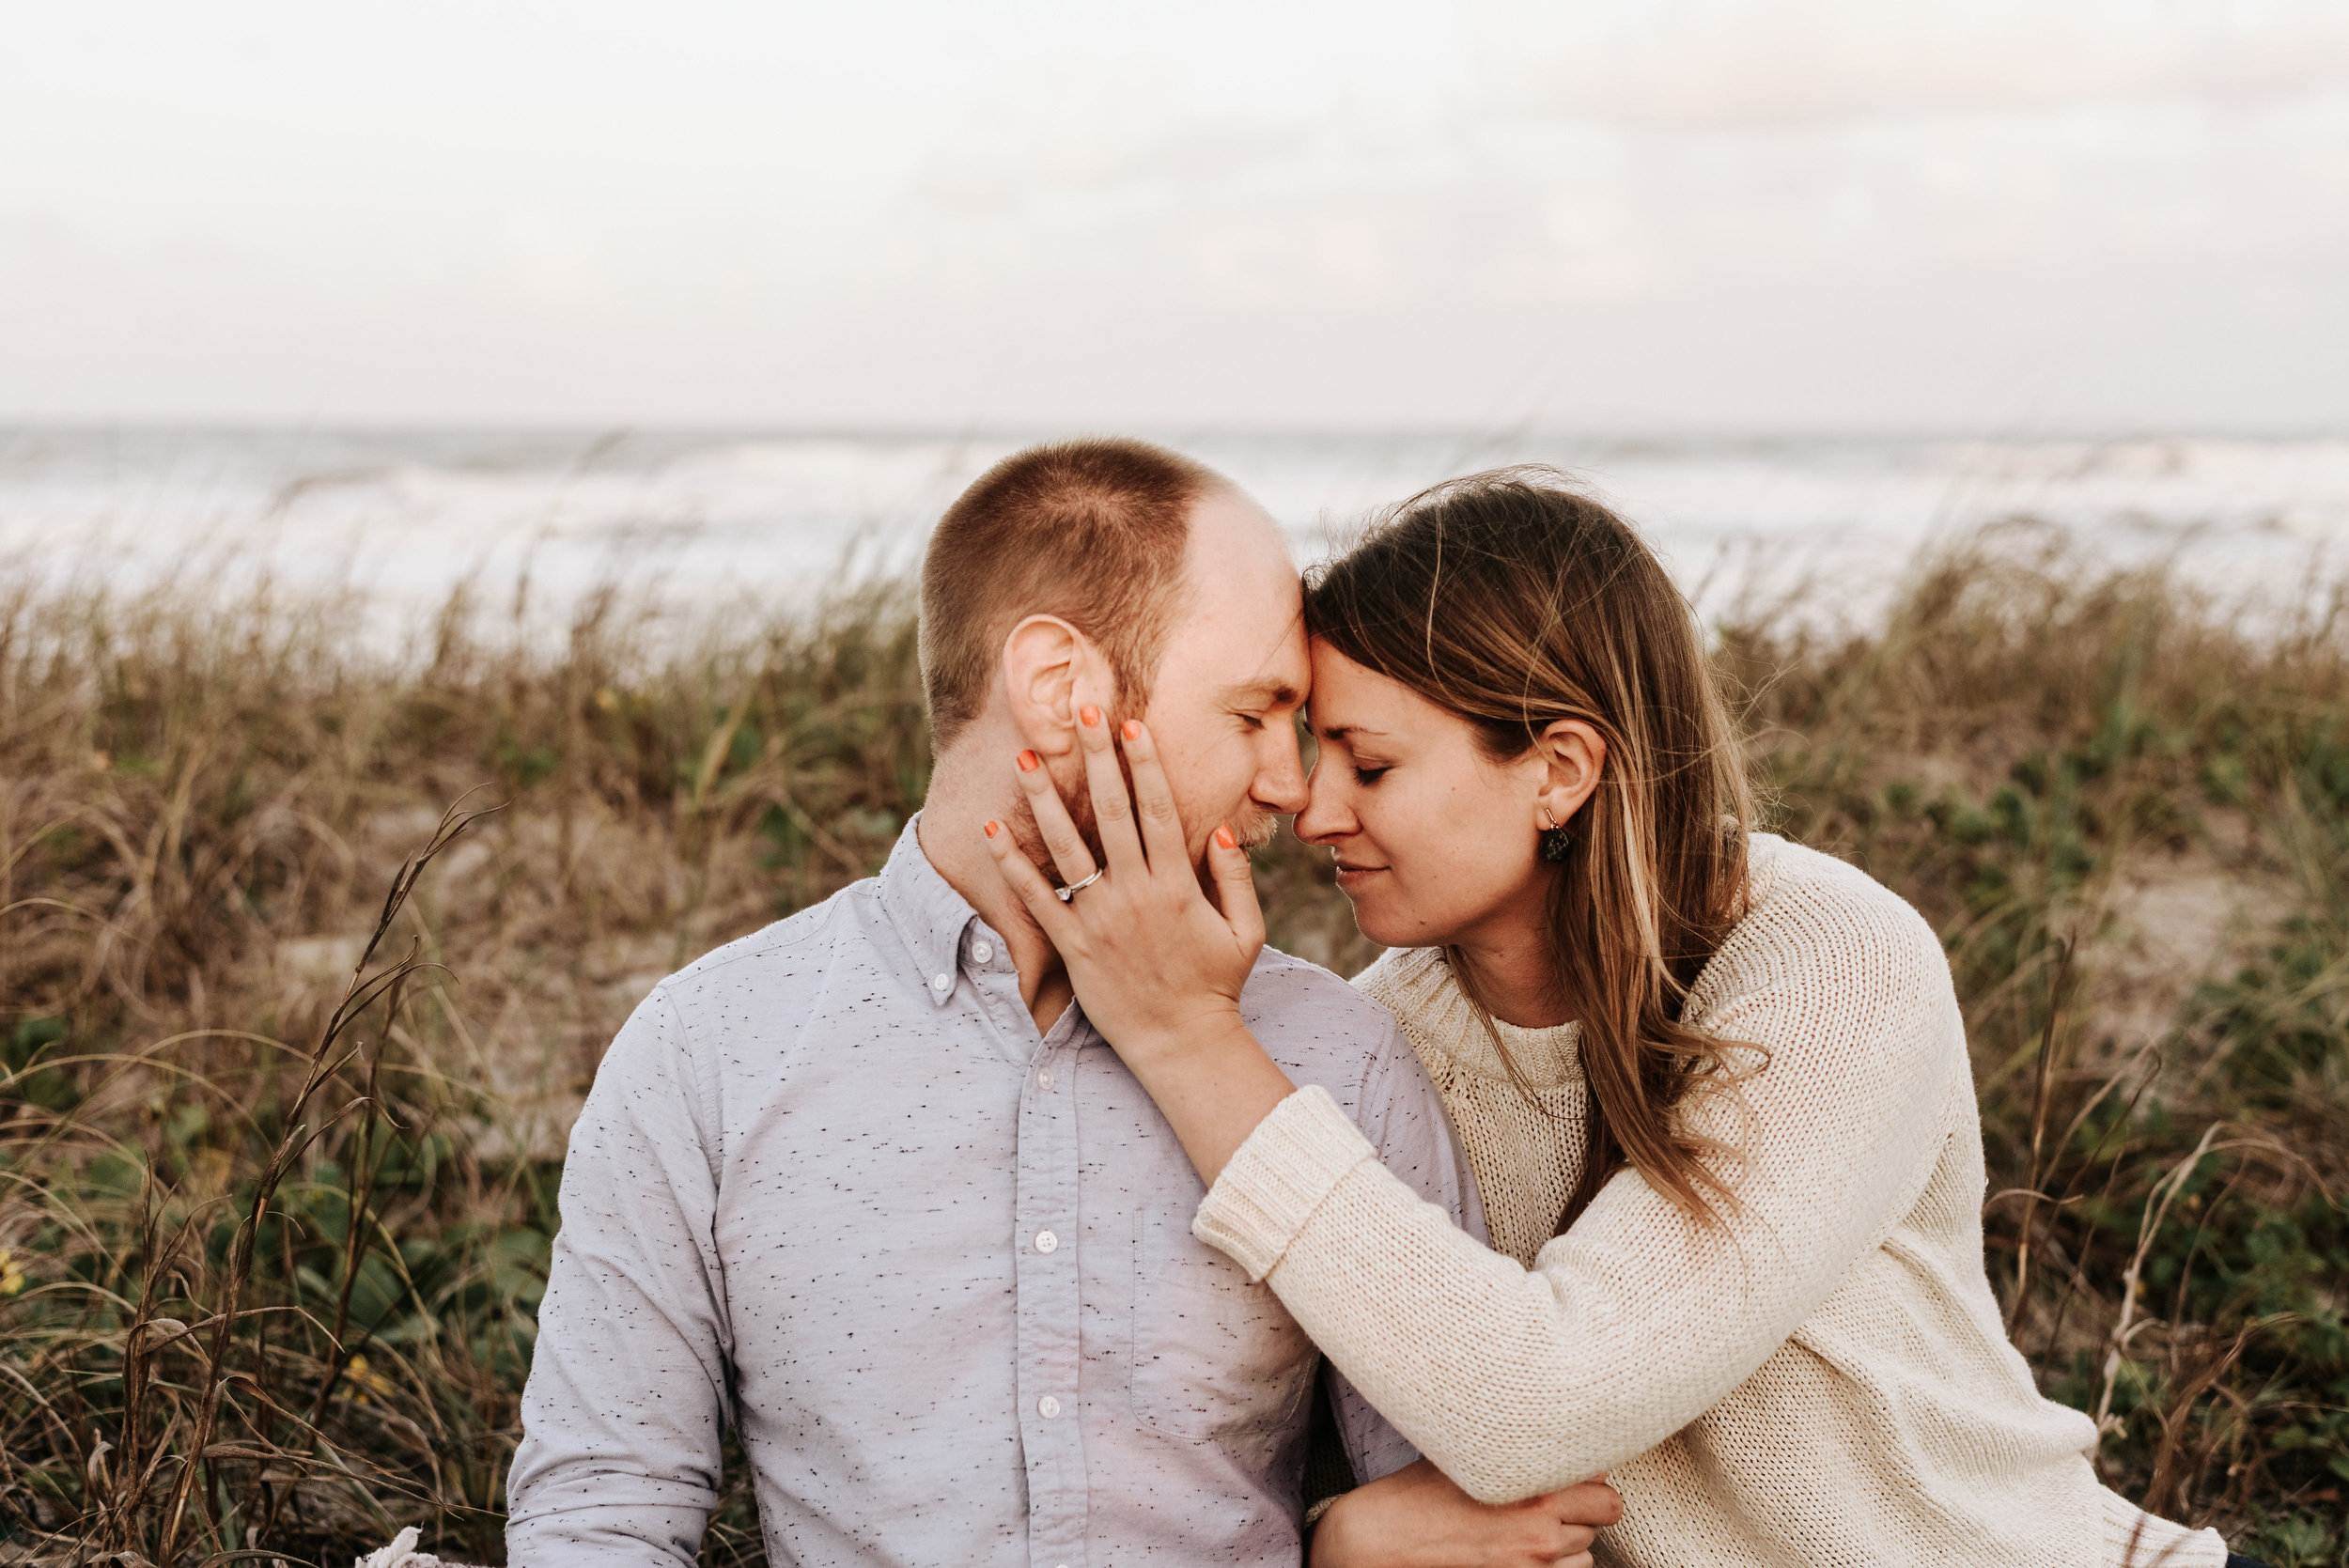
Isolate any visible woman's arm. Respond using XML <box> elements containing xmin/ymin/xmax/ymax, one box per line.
<box><xmin>986</xmin><ymin>718</ymin><xmax>1968</xmax><ymax>1503</ymax></box>
<box><xmin>1209</xmin><ymin>860</ymin><xmax>1962</xmax><ymax>1500</ymax></box>
<box><xmin>1202</xmin><ymin>914</ymin><xmax>1956</xmax><ymax>1505</ymax></box>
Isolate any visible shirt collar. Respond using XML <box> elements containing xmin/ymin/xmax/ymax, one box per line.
<box><xmin>877</xmin><ymin>815</ymin><xmax>988</xmax><ymax>1007</ymax></box>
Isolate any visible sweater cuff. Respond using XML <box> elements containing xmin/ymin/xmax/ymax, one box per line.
<box><xmin>2099</xmin><ymin>1490</ymin><xmax>2228</xmax><ymax>1568</ymax></box>
<box><xmin>1194</xmin><ymin>1084</ymin><xmax>1379</xmax><ymax>1281</ymax></box>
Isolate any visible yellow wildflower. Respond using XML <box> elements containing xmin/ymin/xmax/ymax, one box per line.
<box><xmin>344</xmin><ymin>1352</ymin><xmax>397</xmax><ymax>1405</ymax></box>
<box><xmin>0</xmin><ymin>1248</ymin><xmax>24</xmax><ymax>1297</ymax></box>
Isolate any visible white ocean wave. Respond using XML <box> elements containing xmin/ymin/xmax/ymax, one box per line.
<box><xmin>4</xmin><ymin>427</ymin><xmax>2344</xmax><ymax>644</ymax></box>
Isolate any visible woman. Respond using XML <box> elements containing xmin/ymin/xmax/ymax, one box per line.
<box><xmin>980</xmin><ymin>471</ymin><xmax>2248</xmax><ymax>1567</ymax></box>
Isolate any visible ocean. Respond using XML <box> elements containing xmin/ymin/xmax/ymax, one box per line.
<box><xmin>6</xmin><ymin>427</ymin><xmax>2347</xmax><ymax>643</ymax></box>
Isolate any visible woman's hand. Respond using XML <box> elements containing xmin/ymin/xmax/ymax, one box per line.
<box><xmin>985</xmin><ymin>706</ymin><xmax>1264</xmax><ymax>1059</ymax></box>
<box><xmin>1313</xmin><ymin>1461</ymin><xmax>1622</xmax><ymax>1568</ymax></box>
<box><xmin>982</xmin><ymin>706</ymin><xmax>1297</xmax><ymax>1182</ymax></box>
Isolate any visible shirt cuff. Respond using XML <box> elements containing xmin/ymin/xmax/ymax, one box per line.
<box><xmin>1193</xmin><ymin>1084</ymin><xmax>1380</xmax><ymax>1281</ymax></box>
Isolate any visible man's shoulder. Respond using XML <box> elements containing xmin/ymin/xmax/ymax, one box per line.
<box><xmin>1248</xmin><ymin>948</ymin><xmax>1469</xmax><ymax>1213</ymax></box>
<box><xmin>1241</xmin><ymin>945</ymin><xmax>1408</xmax><ymax>1066</ymax></box>
<box><xmin>656</xmin><ymin>875</ymin><xmax>881</xmax><ymax>1006</ymax></box>
<box><xmin>1245</xmin><ymin>944</ymin><xmax>1394</xmax><ymax>1014</ymax></box>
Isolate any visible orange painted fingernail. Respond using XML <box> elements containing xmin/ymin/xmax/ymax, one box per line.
<box><xmin>1017</xmin><ymin>750</ymin><xmax>1040</xmax><ymax>772</ymax></box>
<box><xmin>1080</xmin><ymin>705</ymin><xmax>1101</xmax><ymax>727</ymax></box>
<box><xmin>1215</xmin><ymin>824</ymin><xmax>1237</xmax><ymax>849</ymax></box>
<box><xmin>1122</xmin><ymin>719</ymin><xmax>1143</xmax><ymax>741</ymax></box>
<box><xmin>984</xmin><ymin>820</ymin><xmax>1001</xmax><ymax>838</ymax></box>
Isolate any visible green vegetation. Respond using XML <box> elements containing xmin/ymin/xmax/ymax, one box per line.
<box><xmin>3</xmin><ymin>530</ymin><xmax>2343</xmax><ymax>1565</ymax></box>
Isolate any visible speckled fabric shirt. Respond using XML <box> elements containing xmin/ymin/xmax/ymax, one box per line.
<box><xmin>508</xmin><ymin>821</ymin><xmax>1480</xmax><ymax>1568</ymax></box>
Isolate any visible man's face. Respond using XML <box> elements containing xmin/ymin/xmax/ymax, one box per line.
<box><xmin>1122</xmin><ymin>490</ymin><xmax>1312</xmax><ymax>862</ymax></box>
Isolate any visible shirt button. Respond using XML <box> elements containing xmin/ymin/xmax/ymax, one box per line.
<box><xmin>1034</xmin><ymin>1229</ymin><xmax>1059</xmax><ymax>1254</ymax></box>
<box><xmin>1037</xmin><ymin>1067</ymin><xmax>1054</xmax><ymax>1091</ymax></box>
<box><xmin>1037</xmin><ymin>1395</ymin><xmax>1061</xmax><ymax>1420</ymax></box>
<box><xmin>931</xmin><ymin>972</ymin><xmax>951</xmax><ymax>993</ymax></box>
<box><xmin>972</xmin><ymin>940</ymin><xmax>993</xmax><ymax>964</ymax></box>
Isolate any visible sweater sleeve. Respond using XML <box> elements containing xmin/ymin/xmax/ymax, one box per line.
<box><xmin>1327</xmin><ymin>1008</ymin><xmax>1489</xmax><ymax>1486</ymax></box>
<box><xmin>506</xmin><ymin>986</ymin><xmax>731</xmax><ymax>1566</ymax></box>
<box><xmin>1193</xmin><ymin>870</ymin><xmax>1965</xmax><ymax>1504</ymax></box>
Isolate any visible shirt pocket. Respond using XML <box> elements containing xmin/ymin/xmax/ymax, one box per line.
<box><xmin>1129</xmin><ymin>1202</ymin><xmax>1316</xmax><ymax>1442</ymax></box>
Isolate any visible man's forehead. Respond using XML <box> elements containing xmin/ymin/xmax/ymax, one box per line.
<box><xmin>1155</xmin><ymin>611</ymin><xmax>1309</xmax><ymax>711</ymax></box>
<box><xmin>1181</xmin><ymin>492</ymin><xmax>1297</xmax><ymax>591</ymax></box>
<box><xmin>1162</xmin><ymin>502</ymin><xmax>1305</xmax><ymax>675</ymax></box>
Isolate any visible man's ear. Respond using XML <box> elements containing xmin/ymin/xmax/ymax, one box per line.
<box><xmin>1534</xmin><ymin>719</ymin><xmax>1608</xmax><ymax>829</ymax></box>
<box><xmin>1000</xmin><ymin>615</ymin><xmax>1106</xmax><ymax>755</ymax></box>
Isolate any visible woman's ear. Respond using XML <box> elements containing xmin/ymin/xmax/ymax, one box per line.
<box><xmin>1534</xmin><ymin>719</ymin><xmax>1608</xmax><ymax>828</ymax></box>
<box><xmin>1000</xmin><ymin>615</ymin><xmax>1097</xmax><ymax>756</ymax></box>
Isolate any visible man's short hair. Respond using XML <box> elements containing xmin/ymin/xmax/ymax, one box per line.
<box><xmin>920</xmin><ymin>437</ymin><xmax>1222</xmax><ymax>750</ymax></box>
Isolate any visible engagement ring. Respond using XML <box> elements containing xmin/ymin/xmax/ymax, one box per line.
<box><xmin>1055</xmin><ymin>868</ymin><xmax>1105</xmax><ymax>902</ymax></box>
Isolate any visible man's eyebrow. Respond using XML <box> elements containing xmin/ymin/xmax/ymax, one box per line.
<box><xmin>1221</xmin><ymin>678</ymin><xmax>1303</xmax><ymax>707</ymax></box>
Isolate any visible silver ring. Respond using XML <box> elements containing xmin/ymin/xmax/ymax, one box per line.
<box><xmin>1054</xmin><ymin>867</ymin><xmax>1105</xmax><ymax>903</ymax></box>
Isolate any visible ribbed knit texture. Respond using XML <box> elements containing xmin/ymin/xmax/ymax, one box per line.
<box><xmin>1197</xmin><ymin>833</ymin><xmax>2227</xmax><ymax>1568</ymax></box>
<box><xmin>1361</xmin><ymin>950</ymin><xmax>1591</xmax><ymax>1271</ymax></box>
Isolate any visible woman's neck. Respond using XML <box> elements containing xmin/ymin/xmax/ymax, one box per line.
<box><xmin>1450</xmin><ymin>916</ymin><xmax>1573</xmax><ymax>1030</ymax></box>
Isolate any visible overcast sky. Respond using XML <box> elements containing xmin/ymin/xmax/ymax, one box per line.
<box><xmin>4</xmin><ymin>0</ymin><xmax>2345</xmax><ymax>432</ymax></box>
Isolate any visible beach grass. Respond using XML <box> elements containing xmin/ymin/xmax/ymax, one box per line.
<box><xmin>1</xmin><ymin>528</ymin><xmax>2343</xmax><ymax>1566</ymax></box>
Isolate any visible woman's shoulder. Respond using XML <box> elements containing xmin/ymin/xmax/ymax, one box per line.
<box><xmin>1351</xmin><ymin>946</ymin><xmax>1502</xmax><ymax>1086</ymax></box>
<box><xmin>1350</xmin><ymin>944</ymin><xmax>1451</xmax><ymax>1017</ymax></box>
<box><xmin>1745</xmin><ymin>827</ymin><xmax>1921</xmax><ymax>900</ymax></box>
<box><xmin>1353</xmin><ymin>944</ymin><xmax>1486</xmax><ymax>1044</ymax></box>
<box><xmin>1700</xmin><ymin>832</ymin><xmax>1952</xmax><ymax>1014</ymax></box>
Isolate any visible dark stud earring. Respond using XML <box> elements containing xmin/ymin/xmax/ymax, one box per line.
<box><xmin>1539</xmin><ymin>806</ymin><xmax>1573</xmax><ymax>863</ymax></box>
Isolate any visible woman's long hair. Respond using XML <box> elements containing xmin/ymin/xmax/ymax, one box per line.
<box><xmin>1306</xmin><ymin>468</ymin><xmax>1757</xmax><ymax>1227</ymax></box>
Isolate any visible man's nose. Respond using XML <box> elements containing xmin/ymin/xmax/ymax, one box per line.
<box><xmin>1252</xmin><ymin>725</ymin><xmax>1311</xmax><ymax>815</ymax></box>
<box><xmin>1293</xmin><ymin>758</ymin><xmax>1349</xmax><ymax>843</ymax></box>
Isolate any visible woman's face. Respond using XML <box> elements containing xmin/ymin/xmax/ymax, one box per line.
<box><xmin>1295</xmin><ymin>640</ymin><xmax>1557</xmax><ymax>953</ymax></box>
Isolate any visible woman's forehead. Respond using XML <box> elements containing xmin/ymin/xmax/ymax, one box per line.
<box><xmin>1305</xmin><ymin>646</ymin><xmax>1434</xmax><ymax>736</ymax></box>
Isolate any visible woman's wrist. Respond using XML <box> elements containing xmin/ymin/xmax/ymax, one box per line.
<box><xmin>1114</xmin><ymin>1017</ymin><xmax>1297</xmax><ymax>1186</ymax></box>
<box><xmin>1112</xmin><ymin>1005</ymin><xmax>1253</xmax><ymax>1076</ymax></box>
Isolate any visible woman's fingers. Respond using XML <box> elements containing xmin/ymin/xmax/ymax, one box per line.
<box><xmin>982</xmin><ymin>817</ymin><xmax>1078</xmax><ymax>942</ymax></box>
<box><xmin>1116</xmin><ymin>720</ymin><xmax>1190</xmax><ymax>872</ymax></box>
<box><xmin>1548</xmin><ymin>1479</ymin><xmax>1623</xmax><ymax>1529</ymax></box>
<box><xmin>1073</xmin><ymin>704</ymin><xmax>1147</xmax><ymax>878</ymax></box>
<box><xmin>1206</xmin><ymin>824</ymin><xmax>1267</xmax><ymax>952</ymax></box>
<box><xmin>1014</xmin><ymin>746</ymin><xmax>1098</xmax><ymax>888</ymax></box>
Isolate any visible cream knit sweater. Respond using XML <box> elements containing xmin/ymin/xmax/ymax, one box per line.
<box><xmin>1198</xmin><ymin>833</ymin><xmax>2226</xmax><ymax>1568</ymax></box>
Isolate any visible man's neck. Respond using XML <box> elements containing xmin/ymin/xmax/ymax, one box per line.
<box><xmin>916</xmin><ymin>759</ymin><xmax>1074</xmax><ymax>1036</ymax></box>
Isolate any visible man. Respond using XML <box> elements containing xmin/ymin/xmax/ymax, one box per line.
<box><xmin>506</xmin><ymin>439</ymin><xmax>1475</xmax><ymax>1565</ymax></box>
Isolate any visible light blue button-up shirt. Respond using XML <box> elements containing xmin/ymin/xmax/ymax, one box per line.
<box><xmin>509</xmin><ymin>821</ymin><xmax>1482</xmax><ymax>1567</ymax></box>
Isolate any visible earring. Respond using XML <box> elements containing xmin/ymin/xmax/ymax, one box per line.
<box><xmin>1539</xmin><ymin>805</ymin><xmax>1573</xmax><ymax>863</ymax></box>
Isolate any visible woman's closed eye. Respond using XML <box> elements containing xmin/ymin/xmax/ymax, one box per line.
<box><xmin>1351</xmin><ymin>764</ymin><xmax>1391</xmax><ymax>786</ymax></box>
